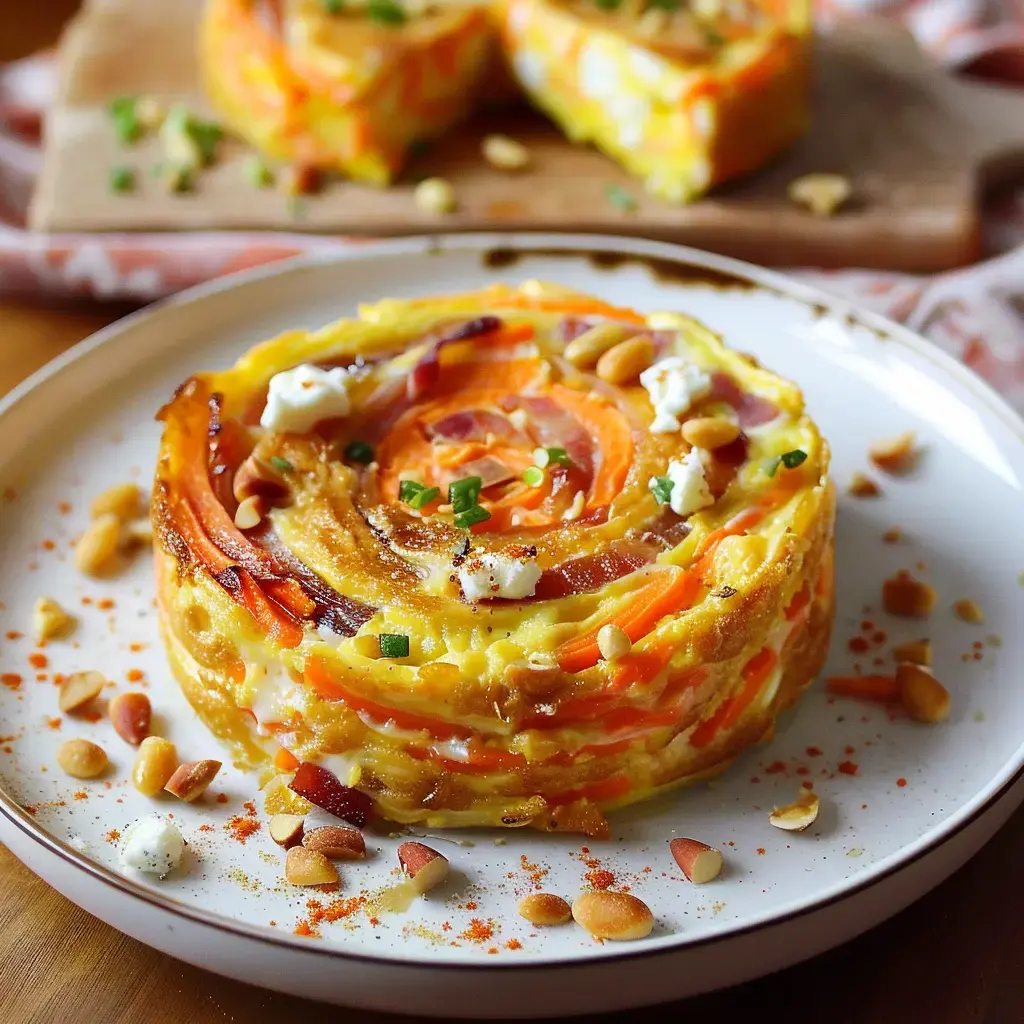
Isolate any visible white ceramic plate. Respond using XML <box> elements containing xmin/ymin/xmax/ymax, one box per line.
<box><xmin>2</xmin><ymin>234</ymin><xmax>1023</xmax><ymax>1018</ymax></box>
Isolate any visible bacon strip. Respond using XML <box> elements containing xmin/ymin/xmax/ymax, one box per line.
<box><xmin>710</xmin><ymin>372</ymin><xmax>778</xmax><ymax>428</ymax></box>
<box><xmin>427</xmin><ymin>408</ymin><xmax>528</xmax><ymax>445</ymax></box>
<box><xmin>408</xmin><ymin>316</ymin><xmax>503</xmax><ymax>399</ymax></box>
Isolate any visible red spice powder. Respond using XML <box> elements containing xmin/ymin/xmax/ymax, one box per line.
<box><xmin>861</xmin><ymin>620</ymin><xmax>874</xmax><ymax>631</ymax></box>
<box><xmin>23</xmin><ymin>805</ymin><xmax>37</xmax><ymax>815</ymax></box>
<box><xmin>896</xmin><ymin>778</ymin><xmax>908</xmax><ymax>788</ymax></box>
<box><xmin>1</xmin><ymin>673</ymin><xmax>22</xmax><ymax>691</ymax></box>
<box><xmin>28</xmin><ymin>653</ymin><xmax>48</xmax><ymax>669</ymax></box>
<box><xmin>306</xmin><ymin>895</ymin><xmax>368</xmax><ymax>925</ymax></box>
<box><xmin>243</xmin><ymin>800</ymin><xmax>257</xmax><ymax>816</ymax></box>
<box><xmin>81</xmin><ymin>597</ymin><xmax>92</xmax><ymax>606</ymax></box>
<box><xmin>369</xmin><ymin>917</ymin><xmax>380</xmax><ymax>927</ymax></box>
<box><xmin>750</xmin><ymin>776</ymin><xmax>761</xmax><ymax>784</ymax></box>
<box><xmin>505</xmin><ymin>939</ymin><xmax>522</xmax><ymax>951</ymax></box>
<box><xmin>519</xmin><ymin>853</ymin><xmax>549</xmax><ymax>885</ymax></box>
<box><xmin>871</xmin><ymin>630</ymin><xmax>887</xmax><ymax>644</ymax></box>
<box><xmin>59</xmin><ymin>502</ymin><xmax>72</xmax><ymax>515</ymax></box>
<box><xmin>848</xmin><ymin>637</ymin><xmax>870</xmax><ymax>654</ymax></box>
<box><xmin>216</xmin><ymin>793</ymin><xmax>229</xmax><ymax>804</ymax></box>
<box><xmin>73</xmin><ymin>790</ymin><xmax>87</xmax><ymax>801</ymax></box>
<box><xmin>460</xmin><ymin>918</ymin><xmax>496</xmax><ymax>942</ymax></box>
<box><xmin>129</xmin><ymin>642</ymin><xmax>146</xmax><ymax>653</ymax></box>
<box><xmin>837</xmin><ymin>761</ymin><xmax>859</xmax><ymax>776</ymax></box>
<box><xmin>225</xmin><ymin>816</ymin><xmax>260</xmax><ymax>843</ymax></box>
<box><xmin>35</xmin><ymin>672</ymin><xmax>48</xmax><ymax>682</ymax></box>
<box><xmin>586</xmin><ymin>869</ymin><xmax>615</xmax><ymax>890</ymax></box>
<box><xmin>105</xmin><ymin>829</ymin><xmax>121</xmax><ymax>844</ymax></box>
<box><xmin>97</xmin><ymin>598</ymin><xmax>115</xmax><ymax>611</ymax></box>
<box><xmin>5</xmin><ymin>631</ymin><xmax>23</xmax><ymax>640</ymax></box>
<box><xmin>805</xmin><ymin>747</ymin><xmax>823</xmax><ymax>758</ymax></box>
<box><xmin>844</xmin><ymin>745</ymin><xmax>856</xmax><ymax>755</ymax></box>
<box><xmin>293</xmin><ymin>920</ymin><xmax>318</xmax><ymax>938</ymax></box>
<box><xmin>41</xmin><ymin>539</ymin><xmax>55</xmax><ymax>551</ymax></box>
<box><xmin>795</xmin><ymin>766</ymin><xmax>810</xmax><ymax>776</ymax></box>
<box><xmin>126</xmin><ymin>668</ymin><xmax>144</xmax><ymax>683</ymax></box>
<box><xmin>46</xmin><ymin>717</ymin><xmax>61</xmax><ymax>730</ymax></box>
<box><xmin>487</xmin><ymin>947</ymin><xmax>499</xmax><ymax>955</ymax></box>
<box><xmin>198</xmin><ymin>824</ymin><xmax>215</xmax><ymax>833</ymax></box>
<box><xmin>765</xmin><ymin>760</ymin><xmax>787</xmax><ymax>774</ymax></box>
<box><xmin>756</xmin><ymin>848</ymin><xmax>766</xmax><ymax>856</ymax></box>
<box><xmin>464</xmin><ymin>901</ymin><xmax>477</xmax><ymax>911</ymax></box>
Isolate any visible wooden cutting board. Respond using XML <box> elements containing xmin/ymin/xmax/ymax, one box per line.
<box><xmin>30</xmin><ymin>1</ymin><xmax>1024</xmax><ymax>271</ymax></box>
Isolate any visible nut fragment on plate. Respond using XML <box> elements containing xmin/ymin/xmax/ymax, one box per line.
<box><xmin>518</xmin><ymin>892</ymin><xmax>572</xmax><ymax>926</ymax></box>
<box><xmin>303</xmin><ymin>825</ymin><xmax>366</xmax><ymax>860</ymax></box>
<box><xmin>164</xmin><ymin>759</ymin><xmax>222</xmax><ymax>801</ymax></box>
<box><xmin>397</xmin><ymin>841</ymin><xmax>450</xmax><ymax>894</ymax></box>
<box><xmin>897</xmin><ymin>663</ymin><xmax>951</xmax><ymax>723</ymax></box>
<box><xmin>109</xmin><ymin>691</ymin><xmax>152</xmax><ymax>745</ymax></box>
<box><xmin>563</xmin><ymin>323</ymin><xmax>631</xmax><ymax>369</ymax></box>
<box><xmin>847</xmin><ymin>472</ymin><xmax>880</xmax><ymax>498</ymax></box>
<box><xmin>90</xmin><ymin>482</ymin><xmax>143</xmax><ymax>521</ymax></box>
<box><xmin>891</xmin><ymin>638</ymin><xmax>932</xmax><ymax>666</ymax></box>
<box><xmin>269</xmin><ymin>813</ymin><xmax>305</xmax><ymax>849</ymax></box>
<box><xmin>596</xmin><ymin>335</ymin><xmax>655</xmax><ymax>385</ymax></box>
<box><xmin>669</xmin><ymin>837</ymin><xmax>724</xmax><ymax>883</ymax></box>
<box><xmin>572</xmin><ymin>891</ymin><xmax>654</xmax><ymax>941</ymax></box>
<box><xmin>882</xmin><ymin>571</ymin><xmax>936</xmax><ymax>619</ymax></box>
<box><xmin>57</xmin><ymin>670</ymin><xmax>106</xmax><ymax>714</ymax></box>
<box><xmin>131</xmin><ymin>736</ymin><xmax>179</xmax><ymax>796</ymax></box>
<box><xmin>952</xmin><ymin>598</ymin><xmax>985</xmax><ymax>624</ymax></box>
<box><xmin>787</xmin><ymin>173</ymin><xmax>852</xmax><ymax>217</ymax></box>
<box><xmin>481</xmin><ymin>134</ymin><xmax>530</xmax><ymax>171</ymax></box>
<box><xmin>233</xmin><ymin>495</ymin><xmax>263</xmax><ymax>530</ymax></box>
<box><xmin>769</xmin><ymin>789</ymin><xmax>820</xmax><ymax>831</ymax></box>
<box><xmin>74</xmin><ymin>513</ymin><xmax>122</xmax><ymax>576</ymax></box>
<box><xmin>414</xmin><ymin>177</ymin><xmax>457</xmax><ymax>215</ymax></box>
<box><xmin>682</xmin><ymin>417</ymin><xmax>741</xmax><ymax>450</ymax></box>
<box><xmin>32</xmin><ymin>596</ymin><xmax>76</xmax><ymax>643</ymax></box>
<box><xmin>869</xmin><ymin>432</ymin><xmax>918</xmax><ymax>474</ymax></box>
<box><xmin>56</xmin><ymin>738</ymin><xmax>109</xmax><ymax>779</ymax></box>
<box><xmin>597</xmin><ymin>623</ymin><xmax>631</xmax><ymax>662</ymax></box>
<box><xmin>285</xmin><ymin>846</ymin><xmax>339</xmax><ymax>886</ymax></box>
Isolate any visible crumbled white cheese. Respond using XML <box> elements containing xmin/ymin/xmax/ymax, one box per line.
<box><xmin>260</xmin><ymin>364</ymin><xmax>351</xmax><ymax>434</ymax></box>
<box><xmin>120</xmin><ymin>815</ymin><xmax>185</xmax><ymax>877</ymax></box>
<box><xmin>578</xmin><ymin>42</ymin><xmax>620</xmax><ymax>99</ymax></box>
<box><xmin>652</xmin><ymin>450</ymin><xmax>714</xmax><ymax>518</ymax></box>
<box><xmin>639</xmin><ymin>356</ymin><xmax>713</xmax><ymax>433</ymax></box>
<box><xmin>459</xmin><ymin>548</ymin><xmax>542</xmax><ymax>601</ymax></box>
<box><xmin>512</xmin><ymin>49</ymin><xmax>547</xmax><ymax>92</ymax></box>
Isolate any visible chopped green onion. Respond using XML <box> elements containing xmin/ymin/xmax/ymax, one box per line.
<box><xmin>270</xmin><ymin>456</ymin><xmax>294</xmax><ymax>474</ymax></box>
<box><xmin>109</xmin><ymin>166</ymin><xmax>136</xmax><ymax>194</ymax></box>
<box><xmin>243</xmin><ymin>154</ymin><xmax>275</xmax><ymax>188</ymax></box>
<box><xmin>606</xmin><ymin>184</ymin><xmax>637</xmax><ymax>213</ymax></box>
<box><xmin>543</xmin><ymin>446</ymin><xmax>573</xmax><ymax>468</ymax></box>
<box><xmin>764</xmin><ymin>449</ymin><xmax>807</xmax><ymax>477</ymax></box>
<box><xmin>165</xmin><ymin>165</ymin><xmax>194</xmax><ymax>194</ymax></box>
<box><xmin>448</xmin><ymin>476</ymin><xmax>483</xmax><ymax>514</ymax></box>
<box><xmin>190</xmin><ymin>120</ymin><xmax>223</xmax><ymax>166</ymax></box>
<box><xmin>379</xmin><ymin>633</ymin><xmax>410</xmax><ymax>658</ymax></box>
<box><xmin>323</xmin><ymin>0</ymin><xmax>344</xmax><ymax>11</ymax></box>
<box><xmin>703</xmin><ymin>27</ymin><xmax>725</xmax><ymax>45</ymax></box>
<box><xmin>109</xmin><ymin>96</ymin><xmax>142</xmax><ymax>145</ymax></box>
<box><xmin>522</xmin><ymin>466</ymin><xmax>545</xmax><ymax>488</ymax></box>
<box><xmin>367</xmin><ymin>0</ymin><xmax>407</xmax><ymax>24</ymax></box>
<box><xmin>408</xmin><ymin>486</ymin><xmax>440</xmax><ymax>510</ymax></box>
<box><xmin>454</xmin><ymin>505</ymin><xmax>492</xmax><ymax>529</ymax></box>
<box><xmin>399</xmin><ymin>479</ymin><xmax>427</xmax><ymax>503</ymax></box>
<box><xmin>650</xmin><ymin>476</ymin><xmax>674</xmax><ymax>505</ymax></box>
<box><xmin>344</xmin><ymin>440</ymin><xmax>374</xmax><ymax>464</ymax></box>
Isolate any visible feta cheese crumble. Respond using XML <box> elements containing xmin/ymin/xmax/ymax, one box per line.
<box><xmin>458</xmin><ymin>545</ymin><xmax>542</xmax><ymax>601</ymax></box>
<box><xmin>651</xmin><ymin>450</ymin><xmax>714</xmax><ymax>518</ymax></box>
<box><xmin>120</xmin><ymin>815</ymin><xmax>185</xmax><ymax>877</ymax></box>
<box><xmin>639</xmin><ymin>356</ymin><xmax>713</xmax><ymax>433</ymax></box>
<box><xmin>260</xmin><ymin>364</ymin><xmax>351</xmax><ymax>434</ymax></box>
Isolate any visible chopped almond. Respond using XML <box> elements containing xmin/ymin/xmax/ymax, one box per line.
<box><xmin>769</xmin><ymin>790</ymin><xmax>820</xmax><ymax>831</ymax></box>
<box><xmin>847</xmin><ymin>472</ymin><xmax>880</xmax><ymax>498</ymax></box>
<box><xmin>669</xmin><ymin>838</ymin><xmax>723</xmax><ymax>882</ymax></box>
<box><xmin>882</xmin><ymin>572</ymin><xmax>936</xmax><ymax>619</ymax></box>
<box><xmin>58</xmin><ymin>671</ymin><xmax>106</xmax><ymax>714</ymax></box>
<box><xmin>882</xmin><ymin>528</ymin><xmax>903</xmax><ymax>544</ymax></box>
<box><xmin>285</xmin><ymin>846</ymin><xmax>338</xmax><ymax>886</ymax></box>
<box><xmin>869</xmin><ymin>432</ymin><xmax>918</xmax><ymax>474</ymax></box>
<box><xmin>952</xmin><ymin>598</ymin><xmax>985</xmax><ymax>624</ymax></box>
<box><xmin>32</xmin><ymin>597</ymin><xmax>77</xmax><ymax>643</ymax></box>
<box><xmin>891</xmin><ymin>639</ymin><xmax>932</xmax><ymax>666</ymax></box>
<box><xmin>897</xmin><ymin>663</ymin><xmax>951</xmax><ymax>723</ymax></box>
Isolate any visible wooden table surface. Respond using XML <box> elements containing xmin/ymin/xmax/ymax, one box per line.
<box><xmin>3</xmin><ymin>7</ymin><xmax>1024</xmax><ymax>1022</ymax></box>
<box><xmin>3</xmin><ymin>300</ymin><xmax>1024</xmax><ymax>1024</ymax></box>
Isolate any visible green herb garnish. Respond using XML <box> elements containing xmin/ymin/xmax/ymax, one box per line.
<box><xmin>270</xmin><ymin>456</ymin><xmax>294</xmax><ymax>474</ymax></box>
<box><xmin>540</xmin><ymin>446</ymin><xmax>573</xmax><ymax>468</ymax></box>
<box><xmin>522</xmin><ymin>466</ymin><xmax>545</xmax><ymax>488</ymax></box>
<box><xmin>109</xmin><ymin>96</ymin><xmax>142</xmax><ymax>145</ymax></box>
<box><xmin>165</xmin><ymin>165</ymin><xmax>194</xmax><ymax>194</ymax></box>
<box><xmin>606</xmin><ymin>184</ymin><xmax>637</xmax><ymax>213</ymax></box>
<box><xmin>448</xmin><ymin>476</ymin><xmax>483</xmax><ymax>514</ymax></box>
<box><xmin>109</xmin><ymin>165</ymin><xmax>136</xmax><ymax>194</ymax></box>
<box><xmin>764</xmin><ymin>449</ymin><xmax>807</xmax><ymax>477</ymax></box>
<box><xmin>650</xmin><ymin>476</ymin><xmax>674</xmax><ymax>505</ymax></box>
<box><xmin>344</xmin><ymin>440</ymin><xmax>374</xmax><ymax>464</ymax></box>
<box><xmin>243</xmin><ymin>154</ymin><xmax>275</xmax><ymax>188</ymax></box>
<box><xmin>399</xmin><ymin>480</ymin><xmax>440</xmax><ymax>510</ymax></box>
<box><xmin>367</xmin><ymin>0</ymin><xmax>407</xmax><ymax>24</ymax></box>
<box><xmin>379</xmin><ymin>633</ymin><xmax>410</xmax><ymax>658</ymax></box>
<box><xmin>323</xmin><ymin>0</ymin><xmax>345</xmax><ymax>11</ymax></box>
<box><xmin>454</xmin><ymin>505</ymin><xmax>492</xmax><ymax>529</ymax></box>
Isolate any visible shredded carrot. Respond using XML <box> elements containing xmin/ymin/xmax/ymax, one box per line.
<box><xmin>609</xmin><ymin>639</ymin><xmax>676</xmax><ymax>689</ymax></box>
<box><xmin>784</xmin><ymin>583</ymin><xmax>812</xmax><ymax>621</ymax></box>
<box><xmin>549</xmin><ymin>775</ymin><xmax>632</xmax><ymax>806</ymax></box>
<box><xmin>826</xmin><ymin>675</ymin><xmax>899</xmax><ymax>703</ymax></box>
<box><xmin>556</xmin><ymin>569</ymin><xmax>701</xmax><ymax>674</ymax></box>
<box><xmin>264</xmin><ymin>579</ymin><xmax>317</xmax><ymax>618</ymax></box>
<box><xmin>689</xmin><ymin>646</ymin><xmax>778</xmax><ymax>748</ymax></box>
<box><xmin>274</xmin><ymin>746</ymin><xmax>301</xmax><ymax>772</ymax></box>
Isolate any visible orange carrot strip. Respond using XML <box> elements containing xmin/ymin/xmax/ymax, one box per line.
<box><xmin>689</xmin><ymin>646</ymin><xmax>778</xmax><ymax>748</ymax></box>
<box><xmin>549</xmin><ymin>775</ymin><xmax>632</xmax><ymax>807</ymax></box>
<box><xmin>610</xmin><ymin>640</ymin><xmax>676</xmax><ymax>689</ymax></box>
<box><xmin>556</xmin><ymin>569</ymin><xmax>701</xmax><ymax>674</ymax></box>
<box><xmin>826</xmin><ymin>675</ymin><xmax>899</xmax><ymax>703</ymax></box>
<box><xmin>264</xmin><ymin>579</ymin><xmax>317</xmax><ymax>618</ymax></box>
<box><xmin>274</xmin><ymin>746</ymin><xmax>301</xmax><ymax>772</ymax></box>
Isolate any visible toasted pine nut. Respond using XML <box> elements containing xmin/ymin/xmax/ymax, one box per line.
<box><xmin>132</xmin><ymin>736</ymin><xmax>179</xmax><ymax>797</ymax></box>
<box><xmin>597</xmin><ymin>624</ymin><xmax>631</xmax><ymax>661</ymax></box>
<box><xmin>882</xmin><ymin>572</ymin><xmax>936</xmax><ymax>619</ymax></box>
<box><xmin>897</xmin><ymin>663</ymin><xmax>951</xmax><ymax>723</ymax></box>
<box><xmin>233</xmin><ymin>495</ymin><xmax>263</xmax><ymax>530</ymax></box>
<box><xmin>414</xmin><ymin>177</ymin><xmax>457</xmax><ymax>215</ymax></box>
<box><xmin>563</xmin><ymin>323</ymin><xmax>632</xmax><ymax>369</ymax></box>
<box><xmin>891</xmin><ymin>639</ymin><xmax>932</xmax><ymax>666</ymax></box>
<box><xmin>519</xmin><ymin>892</ymin><xmax>572</xmax><ymax>926</ymax></box>
<box><xmin>847</xmin><ymin>472</ymin><xmax>881</xmax><ymax>498</ymax></box>
<box><xmin>869</xmin><ymin>432</ymin><xmax>918</xmax><ymax>474</ymax></box>
<box><xmin>596</xmin><ymin>336</ymin><xmax>655</xmax><ymax>385</ymax></box>
<box><xmin>952</xmin><ymin>598</ymin><xmax>984</xmax><ymax>623</ymax></box>
<box><xmin>572</xmin><ymin>891</ymin><xmax>654</xmax><ymax>941</ymax></box>
<box><xmin>32</xmin><ymin>596</ymin><xmax>76</xmax><ymax>643</ymax></box>
<box><xmin>481</xmin><ymin>134</ymin><xmax>530</xmax><ymax>171</ymax></box>
<box><xmin>56</xmin><ymin>738</ymin><xmax>109</xmax><ymax>779</ymax></box>
<box><xmin>285</xmin><ymin>846</ymin><xmax>338</xmax><ymax>886</ymax></box>
<box><xmin>90</xmin><ymin>482</ymin><xmax>143</xmax><ymax>521</ymax></box>
<box><xmin>58</xmin><ymin>671</ymin><xmax>106</xmax><ymax>714</ymax></box>
<box><xmin>74</xmin><ymin>514</ymin><xmax>122</xmax><ymax>576</ymax></box>
<box><xmin>681</xmin><ymin>417</ymin><xmax>741</xmax><ymax>450</ymax></box>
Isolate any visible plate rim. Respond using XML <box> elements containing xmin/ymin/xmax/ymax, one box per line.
<box><xmin>2</xmin><ymin>230</ymin><xmax>1023</xmax><ymax>970</ymax></box>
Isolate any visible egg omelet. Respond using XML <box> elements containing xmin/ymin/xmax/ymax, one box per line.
<box><xmin>153</xmin><ymin>282</ymin><xmax>834</xmax><ymax>837</ymax></box>
<box><xmin>498</xmin><ymin>0</ymin><xmax>812</xmax><ymax>202</ymax></box>
<box><xmin>200</xmin><ymin>0</ymin><xmax>498</xmax><ymax>185</ymax></box>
